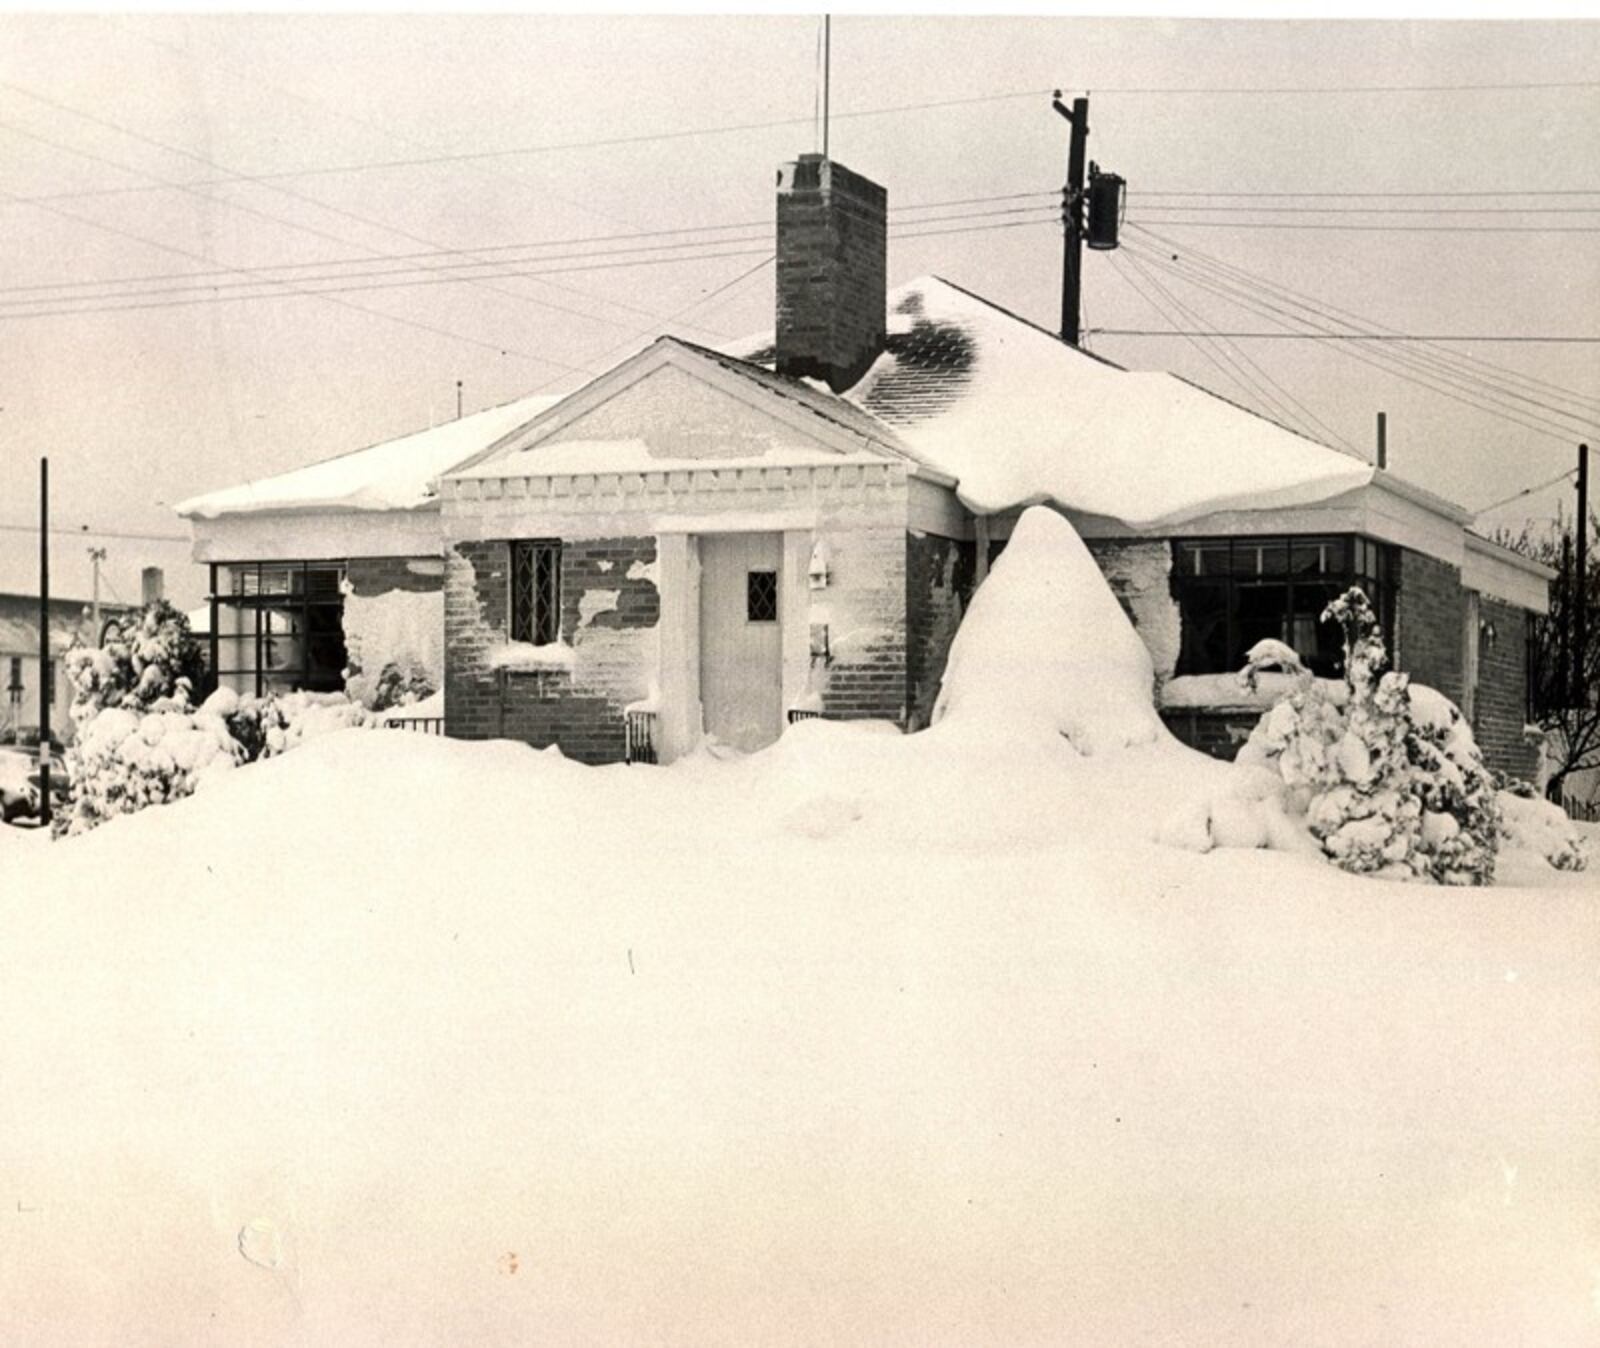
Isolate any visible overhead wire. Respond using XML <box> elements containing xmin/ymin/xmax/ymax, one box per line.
<box><xmin>0</xmin><ymin>86</ymin><xmax>739</xmax><ymax>348</ymax></box>
<box><xmin>0</xmin><ymin>195</ymin><xmax>1056</xmax><ymax>306</ymax></box>
<box><xmin>1128</xmin><ymin>222</ymin><xmax>1600</xmax><ymax>416</ymax></box>
<box><xmin>1122</xmin><ymin>239</ymin><xmax>1600</xmax><ymax>441</ymax></box>
<box><xmin>0</xmin><ymin>211</ymin><xmax>1061</xmax><ymax>323</ymax></box>
<box><xmin>1474</xmin><ymin>468</ymin><xmax>1580</xmax><ymax>516</ymax></box>
<box><xmin>1117</xmin><ymin>238</ymin><xmax>1600</xmax><ymax>446</ymax></box>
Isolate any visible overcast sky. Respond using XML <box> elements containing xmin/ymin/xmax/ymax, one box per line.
<box><xmin>2</xmin><ymin>13</ymin><xmax>1597</xmax><ymax>607</ymax></box>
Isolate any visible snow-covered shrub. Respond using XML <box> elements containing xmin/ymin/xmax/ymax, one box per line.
<box><xmin>58</xmin><ymin>704</ymin><xmax>245</xmax><ymax>836</ymax></box>
<box><xmin>1497</xmin><ymin>791</ymin><xmax>1589</xmax><ymax>871</ymax></box>
<box><xmin>1238</xmin><ymin>587</ymin><xmax>1500</xmax><ymax>885</ymax></box>
<box><xmin>58</xmin><ymin>598</ymin><xmax>373</xmax><ymax>835</ymax></box>
<box><xmin>201</xmin><ymin>686</ymin><xmax>371</xmax><ymax>762</ymax></box>
<box><xmin>63</xmin><ymin>600</ymin><xmax>205</xmax><ymax>726</ymax></box>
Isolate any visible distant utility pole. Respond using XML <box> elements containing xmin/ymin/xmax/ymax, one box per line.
<box><xmin>87</xmin><ymin>545</ymin><xmax>106</xmax><ymax>636</ymax></box>
<box><xmin>1052</xmin><ymin>92</ymin><xmax>1126</xmax><ymax>347</ymax></box>
<box><xmin>456</xmin><ymin>379</ymin><xmax>463</xmax><ymax>421</ymax></box>
<box><xmin>1376</xmin><ymin>411</ymin><xmax>1388</xmax><ymax>469</ymax></box>
<box><xmin>1577</xmin><ymin>442</ymin><xmax>1589</xmax><ymax>707</ymax></box>
<box><xmin>38</xmin><ymin>456</ymin><xmax>51</xmax><ymax>829</ymax></box>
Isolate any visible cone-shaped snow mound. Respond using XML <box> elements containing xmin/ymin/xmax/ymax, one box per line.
<box><xmin>932</xmin><ymin>506</ymin><xmax>1164</xmax><ymax>755</ymax></box>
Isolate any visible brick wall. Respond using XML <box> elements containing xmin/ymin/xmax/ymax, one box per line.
<box><xmin>1472</xmin><ymin>597</ymin><xmax>1537</xmax><ymax>781</ymax></box>
<box><xmin>1159</xmin><ymin>708</ymin><xmax>1259</xmax><ymax>761</ymax></box>
<box><xmin>444</xmin><ymin>536</ymin><xmax>658</xmax><ymax>763</ymax></box>
<box><xmin>810</xmin><ymin>524</ymin><xmax>907</xmax><ymax>723</ymax></box>
<box><xmin>345</xmin><ymin>555</ymin><xmax>445</xmax><ymax>597</ymax></box>
<box><xmin>1394</xmin><ymin>548</ymin><xmax>1464</xmax><ymax>705</ymax></box>
<box><xmin>905</xmin><ymin>531</ymin><xmax>975</xmax><ymax>730</ymax></box>
<box><xmin>1085</xmin><ymin>539</ymin><xmax>1181</xmax><ymax>681</ymax></box>
<box><xmin>775</xmin><ymin>155</ymin><xmax>887</xmax><ymax>393</ymax></box>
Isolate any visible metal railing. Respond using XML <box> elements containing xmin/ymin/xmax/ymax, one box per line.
<box><xmin>1561</xmin><ymin>794</ymin><xmax>1600</xmax><ymax>823</ymax></box>
<box><xmin>384</xmin><ymin>716</ymin><xmax>445</xmax><ymax>735</ymax></box>
<box><xmin>625</xmin><ymin>710</ymin><xmax>657</xmax><ymax>765</ymax></box>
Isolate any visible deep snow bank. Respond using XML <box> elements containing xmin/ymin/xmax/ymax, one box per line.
<box><xmin>932</xmin><ymin>506</ymin><xmax>1163</xmax><ymax>754</ymax></box>
<box><xmin>3</xmin><ymin>730</ymin><xmax>1597</xmax><ymax>1346</ymax></box>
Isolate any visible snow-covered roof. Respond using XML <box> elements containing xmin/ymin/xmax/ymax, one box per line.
<box><xmin>176</xmin><ymin>392</ymin><xmax>560</xmax><ymax>520</ymax></box>
<box><xmin>732</xmin><ymin>276</ymin><xmax>1379</xmax><ymax>529</ymax></box>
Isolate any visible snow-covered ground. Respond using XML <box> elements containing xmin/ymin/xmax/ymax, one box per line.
<box><xmin>3</xmin><ymin>508</ymin><xmax>1595</xmax><ymax>1344</ymax></box>
<box><xmin>2</xmin><ymin>714</ymin><xmax>1597</xmax><ymax>1346</ymax></box>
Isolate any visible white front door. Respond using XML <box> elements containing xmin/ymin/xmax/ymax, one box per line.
<box><xmin>698</xmin><ymin>532</ymin><xmax>783</xmax><ymax>752</ymax></box>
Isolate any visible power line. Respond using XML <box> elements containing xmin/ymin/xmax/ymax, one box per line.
<box><xmin>0</xmin><ymin>193</ymin><xmax>1054</xmax><ymax>303</ymax></box>
<box><xmin>1076</xmin><ymin>78</ymin><xmax>1600</xmax><ymax>95</ymax></box>
<box><xmin>1130</xmin><ymin>203</ymin><xmax>1600</xmax><ymax>215</ymax></box>
<box><xmin>0</xmin><ymin>521</ymin><xmax>189</xmax><ymax>543</ymax></box>
<box><xmin>0</xmin><ymin>214</ymin><xmax>1060</xmax><ymax>324</ymax></box>
<box><xmin>1475</xmin><ymin>469</ymin><xmax>1580</xmax><ymax>516</ymax></box>
<box><xmin>0</xmin><ymin>127</ymin><xmax>588</xmax><ymax>373</ymax></box>
<box><xmin>1133</xmin><ymin>219</ymin><xmax>1600</xmax><ymax>235</ymax></box>
<box><xmin>1119</xmin><ymin>238</ymin><xmax>1600</xmax><ymax>445</ymax></box>
<box><xmin>0</xmin><ymin>85</ymin><xmax>1059</xmax><ymax>206</ymax></box>
<box><xmin>0</xmin><ymin>87</ymin><xmax>733</xmax><ymax>349</ymax></box>
<box><xmin>1127</xmin><ymin>222</ymin><xmax>1600</xmax><ymax>416</ymax></box>
<box><xmin>1124</xmin><ymin>239</ymin><xmax>1600</xmax><ymax>437</ymax></box>
<box><xmin>1089</xmin><ymin>330</ymin><xmax>1600</xmax><ymax>344</ymax></box>
<box><xmin>1136</xmin><ymin>188</ymin><xmax>1600</xmax><ymax>199</ymax></box>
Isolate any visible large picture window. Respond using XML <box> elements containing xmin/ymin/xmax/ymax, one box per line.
<box><xmin>1172</xmin><ymin>535</ymin><xmax>1394</xmax><ymax>679</ymax></box>
<box><xmin>210</xmin><ymin>562</ymin><xmax>347</xmax><ymax>696</ymax></box>
<box><xmin>510</xmin><ymin>540</ymin><xmax>562</xmax><ymax>646</ymax></box>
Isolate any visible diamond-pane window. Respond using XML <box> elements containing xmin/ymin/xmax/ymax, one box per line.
<box><xmin>747</xmin><ymin>570</ymin><xmax>778</xmax><ymax>623</ymax></box>
<box><xmin>511</xmin><ymin>539</ymin><xmax>562</xmax><ymax>645</ymax></box>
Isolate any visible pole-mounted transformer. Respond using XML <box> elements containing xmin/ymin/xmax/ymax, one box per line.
<box><xmin>1052</xmin><ymin>93</ymin><xmax>1125</xmax><ymax>346</ymax></box>
<box><xmin>1086</xmin><ymin>164</ymin><xmax>1125</xmax><ymax>251</ymax></box>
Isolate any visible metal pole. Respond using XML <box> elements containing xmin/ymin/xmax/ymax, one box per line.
<box><xmin>88</xmin><ymin>545</ymin><xmax>105</xmax><ymax>636</ymax></box>
<box><xmin>822</xmin><ymin>15</ymin><xmax>830</xmax><ymax>161</ymax></box>
<box><xmin>1053</xmin><ymin>93</ymin><xmax>1089</xmax><ymax>346</ymax></box>
<box><xmin>38</xmin><ymin>457</ymin><xmax>51</xmax><ymax>828</ymax></box>
<box><xmin>1561</xmin><ymin>531</ymin><xmax>1573</xmax><ymax>706</ymax></box>
<box><xmin>1376</xmin><ymin>411</ymin><xmax>1387</xmax><ymax>470</ymax></box>
<box><xmin>1578</xmin><ymin>442</ymin><xmax>1589</xmax><ymax>707</ymax></box>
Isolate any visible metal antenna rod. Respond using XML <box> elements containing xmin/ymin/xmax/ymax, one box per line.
<box><xmin>822</xmin><ymin>15</ymin><xmax>831</xmax><ymax>161</ymax></box>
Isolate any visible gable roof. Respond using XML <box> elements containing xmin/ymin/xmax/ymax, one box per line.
<box><xmin>730</xmin><ymin>275</ymin><xmax>1379</xmax><ymax>529</ymax></box>
<box><xmin>176</xmin><ymin>391</ymin><xmax>560</xmax><ymax>520</ymax></box>
<box><xmin>445</xmin><ymin>336</ymin><xmax>920</xmax><ymax>482</ymax></box>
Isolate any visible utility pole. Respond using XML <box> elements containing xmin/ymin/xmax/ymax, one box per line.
<box><xmin>1577</xmin><ymin>442</ymin><xmax>1589</xmax><ymax>708</ymax></box>
<box><xmin>1561</xmin><ymin>530</ymin><xmax>1573</xmax><ymax>707</ymax></box>
<box><xmin>1052</xmin><ymin>91</ymin><xmax>1089</xmax><ymax>346</ymax></box>
<box><xmin>1376</xmin><ymin>412</ymin><xmax>1388</xmax><ymax>470</ymax></box>
<box><xmin>87</xmin><ymin>545</ymin><xmax>106</xmax><ymax>637</ymax></box>
<box><xmin>38</xmin><ymin>457</ymin><xmax>51</xmax><ymax>829</ymax></box>
<box><xmin>455</xmin><ymin>379</ymin><xmax>463</xmax><ymax>421</ymax></box>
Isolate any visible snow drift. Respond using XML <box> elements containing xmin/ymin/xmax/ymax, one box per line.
<box><xmin>933</xmin><ymin>505</ymin><xmax>1163</xmax><ymax>754</ymax></box>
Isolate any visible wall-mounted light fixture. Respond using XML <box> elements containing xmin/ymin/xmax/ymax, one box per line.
<box><xmin>808</xmin><ymin>539</ymin><xmax>831</xmax><ymax>590</ymax></box>
<box><xmin>809</xmin><ymin>623</ymin><xmax>831</xmax><ymax>664</ymax></box>
<box><xmin>1479</xmin><ymin>618</ymin><xmax>1498</xmax><ymax>649</ymax></box>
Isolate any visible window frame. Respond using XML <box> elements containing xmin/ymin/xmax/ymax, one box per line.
<box><xmin>208</xmin><ymin>560</ymin><xmax>349</xmax><ymax>697</ymax></box>
<box><xmin>1171</xmin><ymin>533</ymin><xmax>1397</xmax><ymax>679</ymax></box>
<box><xmin>509</xmin><ymin>539</ymin><xmax>562</xmax><ymax>647</ymax></box>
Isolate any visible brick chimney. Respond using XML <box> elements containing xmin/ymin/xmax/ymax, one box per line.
<box><xmin>775</xmin><ymin>155</ymin><xmax>887</xmax><ymax>393</ymax></box>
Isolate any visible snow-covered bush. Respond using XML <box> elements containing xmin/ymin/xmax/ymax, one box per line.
<box><xmin>58</xmin><ymin>599</ymin><xmax>373</xmax><ymax>836</ymax></box>
<box><xmin>1238</xmin><ymin>588</ymin><xmax>1501</xmax><ymax>885</ymax></box>
<box><xmin>1497</xmin><ymin>790</ymin><xmax>1589</xmax><ymax>871</ymax></box>
<box><xmin>59</xmin><ymin>703</ymin><xmax>247</xmax><ymax>835</ymax></box>
<box><xmin>63</xmin><ymin>600</ymin><xmax>205</xmax><ymax>725</ymax></box>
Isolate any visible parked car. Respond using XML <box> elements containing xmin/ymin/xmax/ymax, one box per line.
<box><xmin>0</xmin><ymin>745</ymin><xmax>66</xmax><ymax>825</ymax></box>
<box><xmin>0</xmin><ymin>746</ymin><xmax>38</xmax><ymax>823</ymax></box>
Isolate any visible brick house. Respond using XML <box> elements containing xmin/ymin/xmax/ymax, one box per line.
<box><xmin>177</xmin><ymin>153</ymin><xmax>1553</xmax><ymax>778</ymax></box>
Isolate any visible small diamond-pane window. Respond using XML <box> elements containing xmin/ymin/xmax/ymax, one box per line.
<box><xmin>747</xmin><ymin>570</ymin><xmax>778</xmax><ymax>623</ymax></box>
